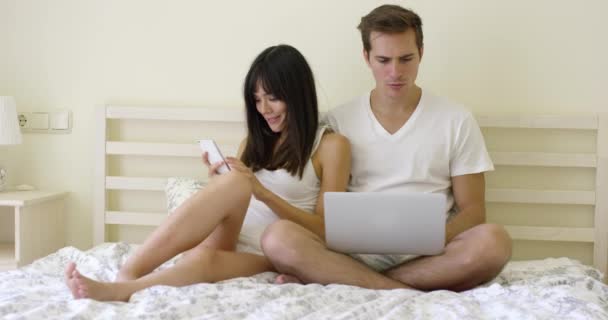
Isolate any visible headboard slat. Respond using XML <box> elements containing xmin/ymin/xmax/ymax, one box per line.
<box><xmin>102</xmin><ymin>210</ymin><xmax>597</xmax><ymax>244</ymax></box>
<box><xmin>486</xmin><ymin>189</ymin><xmax>595</xmax><ymax>205</ymax></box>
<box><xmin>106</xmin><ymin>177</ymin><xmax>169</xmax><ymax>191</ymax></box>
<box><xmin>106</xmin><ymin>142</ymin><xmax>239</xmax><ymax>158</ymax></box>
<box><xmin>106</xmin><ymin>211</ymin><xmax>165</xmax><ymax>226</ymax></box>
<box><xmin>593</xmin><ymin>115</ymin><xmax>608</xmax><ymax>278</ymax></box>
<box><xmin>505</xmin><ymin>226</ymin><xmax>594</xmax><ymax>242</ymax></box>
<box><xmin>489</xmin><ymin>152</ymin><xmax>596</xmax><ymax>168</ymax></box>
<box><xmin>477</xmin><ymin>115</ymin><xmax>598</xmax><ymax>129</ymax></box>
<box><xmin>94</xmin><ymin>106</ymin><xmax>108</xmax><ymax>244</ymax></box>
<box><xmin>106</xmin><ymin>106</ymin><xmax>243</xmax><ymax>122</ymax></box>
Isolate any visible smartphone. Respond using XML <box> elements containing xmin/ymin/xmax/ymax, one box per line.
<box><xmin>198</xmin><ymin>139</ymin><xmax>231</xmax><ymax>174</ymax></box>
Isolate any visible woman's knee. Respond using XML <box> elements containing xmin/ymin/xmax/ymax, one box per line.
<box><xmin>211</xmin><ymin>170</ymin><xmax>253</xmax><ymax>199</ymax></box>
<box><xmin>183</xmin><ymin>245</ymin><xmax>217</xmax><ymax>264</ymax></box>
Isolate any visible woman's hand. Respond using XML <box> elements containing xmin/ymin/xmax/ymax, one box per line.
<box><xmin>225</xmin><ymin>157</ymin><xmax>270</xmax><ymax>201</ymax></box>
<box><xmin>201</xmin><ymin>152</ymin><xmax>226</xmax><ymax>178</ymax></box>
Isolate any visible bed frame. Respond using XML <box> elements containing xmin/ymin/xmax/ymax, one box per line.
<box><xmin>93</xmin><ymin>105</ymin><xmax>608</xmax><ymax>279</ymax></box>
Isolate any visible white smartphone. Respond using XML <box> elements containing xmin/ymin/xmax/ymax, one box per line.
<box><xmin>198</xmin><ymin>139</ymin><xmax>231</xmax><ymax>174</ymax></box>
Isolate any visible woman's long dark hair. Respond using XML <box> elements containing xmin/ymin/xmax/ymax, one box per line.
<box><xmin>241</xmin><ymin>44</ymin><xmax>319</xmax><ymax>178</ymax></box>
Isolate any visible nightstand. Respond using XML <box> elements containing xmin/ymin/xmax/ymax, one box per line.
<box><xmin>0</xmin><ymin>191</ymin><xmax>67</xmax><ymax>271</ymax></box>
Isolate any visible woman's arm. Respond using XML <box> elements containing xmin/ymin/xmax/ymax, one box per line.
<box><xmin>253</xmin><ymin>133</ymin><xmax>351</xmax><ymax>239</ymax></box>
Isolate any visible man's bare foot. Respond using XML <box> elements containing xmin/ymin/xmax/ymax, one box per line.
<box><xmin>274</xmin><ymin>274</ymin><xmax>303</xmax><ymax>284</ymax></box>
<box><xmin>64</xmin><ymin>262</ymin><xmax>132</xmax><ymax>302</ymax></box>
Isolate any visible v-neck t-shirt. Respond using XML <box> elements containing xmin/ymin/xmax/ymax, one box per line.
<box><xmin>325</xmin><ymin>90</ymin><xmax>494</xmax><ymax>216</ymax></box>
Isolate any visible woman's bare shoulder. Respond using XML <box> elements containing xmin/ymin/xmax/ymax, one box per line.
<box><xmin>317</xmin><ymin>131</ymin><xmax>350</xmax><ymax>156</ymax></box>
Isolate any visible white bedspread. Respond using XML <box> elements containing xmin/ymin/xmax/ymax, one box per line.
<box><xmin>0</xmin><ymin>243</ymin><xmax>606</xmax><ymax>319</ymax></box>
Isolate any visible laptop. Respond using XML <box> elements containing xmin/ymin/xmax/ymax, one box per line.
<box><xmin>324</xmin><ymin>192</ymin><xmax>446</xmax><ymax>255</ymax></box>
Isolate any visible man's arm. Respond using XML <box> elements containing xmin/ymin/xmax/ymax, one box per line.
<box><xmin>445</xmin><ymin>172</ymin><xmax>487</xmax><ymax>242</ymax></box>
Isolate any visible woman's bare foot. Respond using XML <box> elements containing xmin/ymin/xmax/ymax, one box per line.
<box><xmin>64</xmin><ymin>262</ymin><xmax>80</xmax><ymax>297</ymax></box>
<box><xmin>64</xmin><ymin>262</ymin><xmax>132</xmax><ymax>302</ymax></box>
<box><xmin>274</xmin><ymin>274</ymin><xmax>303</xmax><ymax>284</ymax></box>
<box><xmin>115</xmin><ymin>270</ymin><xmax>137</xmax><ymax>282</ymax></box>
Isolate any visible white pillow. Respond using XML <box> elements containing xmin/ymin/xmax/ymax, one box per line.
<box><xmin>165</xmin><ymin>177</ymin><xmax>204</xmax><ymax>214</ymax></box>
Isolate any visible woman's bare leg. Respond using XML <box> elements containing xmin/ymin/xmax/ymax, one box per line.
<box><xmin>66</xmin><ymin>247</ymin><xmax>272</xmax><ymax>301</ymax></box>
<box><xmin>116</xmin><ymin>171</ymin><xmax>252</xmax><ymax>281</ymax></box>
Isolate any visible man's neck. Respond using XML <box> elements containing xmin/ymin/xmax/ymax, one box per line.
<box><xmin>370</xmin><ymin>86</ymin><xmax>422</xmax><ymax>116</ymax></box>
<box><xmin>368</xmin><ymin>86</ymin><xmax>422</xmax><ymax>135</ymax></box>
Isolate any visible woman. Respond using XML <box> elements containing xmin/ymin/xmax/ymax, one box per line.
<box><xmin>64</xmin><ymin>44</ymin><xmax>351</xmax><ymax>302</ymax></box>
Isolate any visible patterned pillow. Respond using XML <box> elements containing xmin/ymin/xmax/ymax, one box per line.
<box><xmin>165</xmin><ymin>177</ymin><xmax>204</xmax><ymax>214</ymax></box>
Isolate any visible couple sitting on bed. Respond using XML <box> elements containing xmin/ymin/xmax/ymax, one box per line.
<box><xmin>65</xmin><ymin>4</ymin><xmax>512</xmax><ymax>301</ymax></box>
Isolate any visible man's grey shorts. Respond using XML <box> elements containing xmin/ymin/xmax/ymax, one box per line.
<box><xmin>350</xmin><ymin>253</ymin><xmax>419</xmax><ymax>272</ymax></box>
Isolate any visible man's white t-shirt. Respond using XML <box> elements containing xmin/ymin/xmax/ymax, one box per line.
<box><xmin>325</xmin><ymin>90</ymin><xmax>494</xmax><ymax>216</ymax></box>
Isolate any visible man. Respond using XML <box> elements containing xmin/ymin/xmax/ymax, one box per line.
<box><xmin>260</xmin><ymin>4</ymin><xmax>512</xmax><ymax>291</ymax></box>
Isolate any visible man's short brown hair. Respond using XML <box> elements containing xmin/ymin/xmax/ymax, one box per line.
<box><xmin>357</xmin><ymin>5</ymin><xmax>423</xmax><ymax>53</ymax></box>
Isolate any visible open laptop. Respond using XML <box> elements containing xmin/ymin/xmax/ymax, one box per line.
<box><xmin>324</xmin><ymin>192</ymin><xmax>446</xmax><ymax>255</ymax></box>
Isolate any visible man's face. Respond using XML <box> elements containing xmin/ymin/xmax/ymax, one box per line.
<box><xmin>364</xmin><ymin>29</ymin><xmax>423</xmax><ymax>99</ymax></box>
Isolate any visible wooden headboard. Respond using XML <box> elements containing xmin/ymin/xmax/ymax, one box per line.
<box><xmin>94</xmin><ymin>105</ymin><xmax>608</xmax><ymax>277</ymax></box>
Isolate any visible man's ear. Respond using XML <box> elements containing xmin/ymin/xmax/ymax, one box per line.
<box><xmin>419</xmin><ymin>46</ymin><xmax>424</xmax><ymax>62</ymax></box>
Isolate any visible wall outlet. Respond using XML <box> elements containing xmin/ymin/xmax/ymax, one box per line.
<box><xmin>18</xmin><ymin>114</ymin><xmax>28</xmax><ymax>128</ymax></box>
<box><xmin>18</xmin><ymin>110</ymin><xmax>72</xmax><ymax>134</ymax></box>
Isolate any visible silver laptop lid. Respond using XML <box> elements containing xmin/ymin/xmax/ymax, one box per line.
<box><xmin>324</xmin><ymin>192</ymin><xmax>446</xmax><ymax>255</ymax></box>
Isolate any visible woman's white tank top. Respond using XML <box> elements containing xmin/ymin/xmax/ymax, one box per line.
<box><xmin>242</xmin><ymin>127</ymin><xmax>327</xmax><ymax>229</ymax></box>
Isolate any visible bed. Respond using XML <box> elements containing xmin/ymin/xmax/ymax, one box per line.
<box><xmin>0</xmin><ymin>105</ymin><xmax>607</xmax><ymax>319</ymax></box>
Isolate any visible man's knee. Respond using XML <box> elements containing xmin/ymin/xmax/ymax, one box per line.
<box><xmin>261</xmin><ymin>220</ymin><xmax>309</xmax><ymax>268</ymax></box>
<box><xmin>465</xmin><ymin>223</ymin><xmax>512</xmax><ymax>274</ymax></box>
<box><xmin>261</xmin><ymin>220</ymin><xmax>299</xmax><ymax>256</ymax></box>
<box><xmin>480</xmin><ymin>223</ymin><xmax>512</xmax><ymax>264</ymax></box>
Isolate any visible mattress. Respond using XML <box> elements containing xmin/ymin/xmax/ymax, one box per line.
<box><xmin>0</xmin><ymin>243</ymin><xmax>606</xmax><ymax>319</ymax></box>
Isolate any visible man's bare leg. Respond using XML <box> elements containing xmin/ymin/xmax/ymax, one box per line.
<box><xmin>116</xmin><ymin>171</ymin><xmax>252</xmax><ymax>281</ymax></box>
<box><xmin>261</xmin><ymin>220</ymin><xmax>409</xmax><ymax>289</ymax></box>
<box><xmin>263</xmin><ymin>221</ymin><xmax>511</xmax><ymax>291</ymax></box>
<box><xmin>66</xmin><ymin>247</ymin><xmax>272</xmax><ymax>302</ymax></box>
<box><xmin>384</xmin><ymin>223</ymin><xmax>512</xmax><ymax>291</ymax></box>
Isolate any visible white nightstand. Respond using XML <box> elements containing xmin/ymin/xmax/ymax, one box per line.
<box><xmin>0</xmin><ymin>190</ymin><xmax>67</xmax><ymax>271</ymax></box>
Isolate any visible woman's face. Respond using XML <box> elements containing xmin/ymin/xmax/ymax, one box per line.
<box><xmin>254</xmin><ymin>83</ymin><xmax>287</xmax><ymax>133</ymax></box>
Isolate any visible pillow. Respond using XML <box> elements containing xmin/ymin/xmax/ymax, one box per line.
<box><xmin>165</xmin><ymin>177</ymin><xmax>204</xmax><ymax>214</ymax></box>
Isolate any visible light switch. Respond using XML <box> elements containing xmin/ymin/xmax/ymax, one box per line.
<box><xmin>30</xmin><ymin>113</ymin><xmax>49</xmax><ymax>129</ymax></box>
<box><xmin>50</xmin><ymin>111</ymin><xmax>70</xmax><ymax>130</ymax></box>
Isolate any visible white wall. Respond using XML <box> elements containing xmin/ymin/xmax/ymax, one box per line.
<box><xmin>0</xmin><ymin>0</ymin><xmax>607</xmax><ymax>249</ymax></box>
